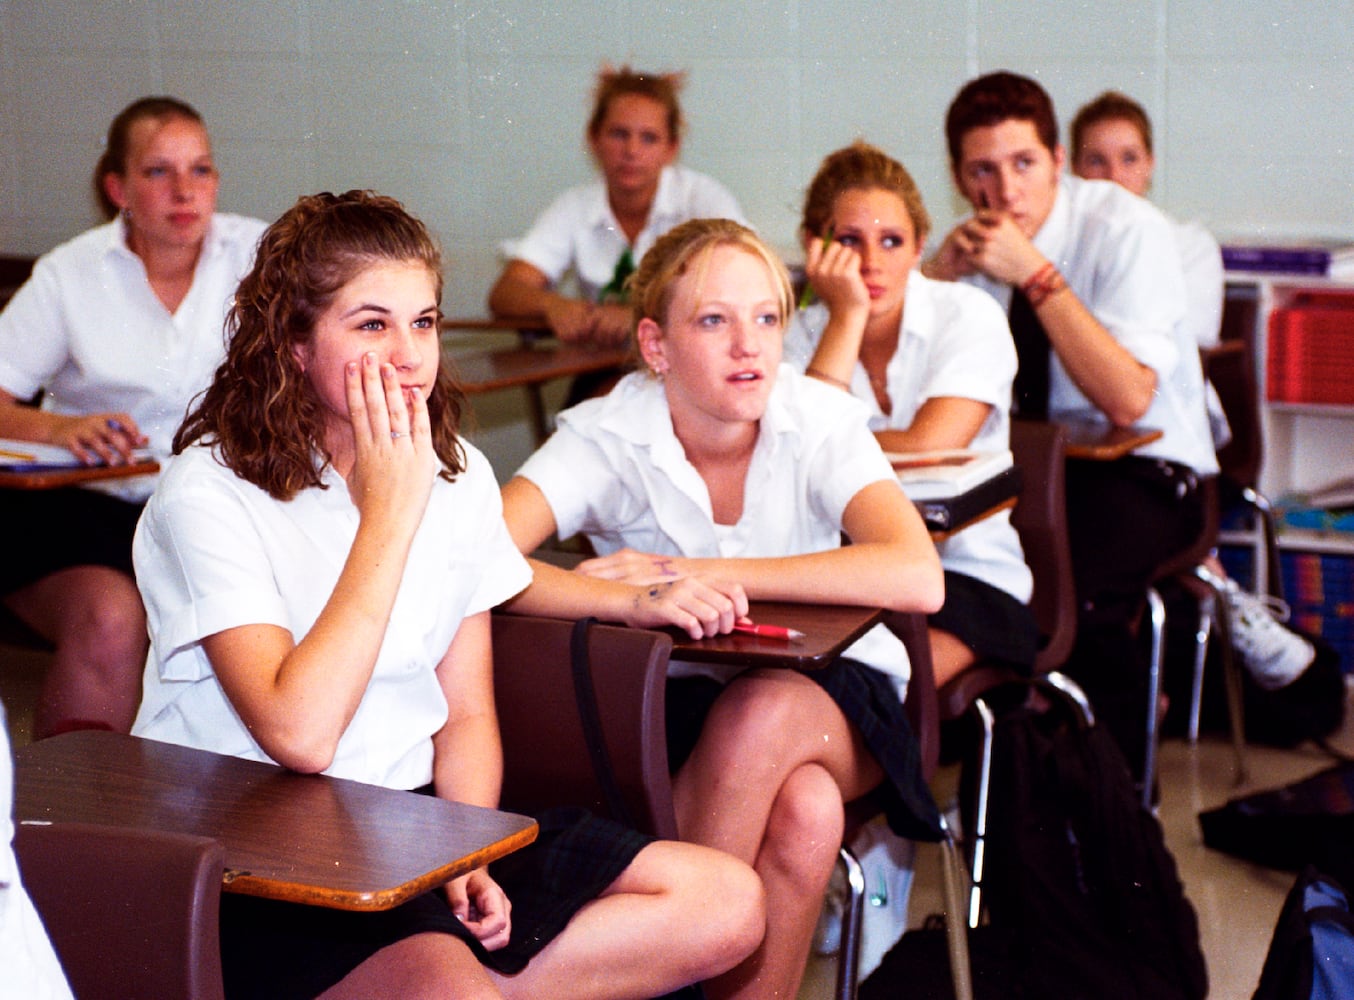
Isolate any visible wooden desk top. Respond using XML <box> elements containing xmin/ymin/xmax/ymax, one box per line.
<box><xmin>1056</xmin><ymin>419</ymin><xmax>1164</xmax><ymax>461</ymax></box>
<box><xmin>668</xmin><ymin>600</ymin><xmax>886</xmax><ymax>670</ymax></box>
<box><xmin>442</xmin><ymin>316</ymin><xmax>551</xmax><ymax>339</ymax></box>
<box><xmin>446</xmin><ymin>341</ymin><xmax>632</xmax><ymax>395</ymax></box>
<box><xmin>528</xmin><ymin>548</ymin><xmax>886</xmax><ymax>670</ymax></box>
<box><xmin>0</xmin><ymin>458</ymin><xmax>160</xmax><ymax>490</ymax></box>
<box><xmin>14</xmin><ymin>731</ymin><xmax>538</xmax><ymax>912</ymax></box>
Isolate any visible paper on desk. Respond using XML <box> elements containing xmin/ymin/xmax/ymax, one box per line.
<box><xmin>885</xmin><ymin>448</ymin><xmax>1013</xmax><ymax>501</ymax></box>
<box><xmin>0</xmin><ymin>437</ymin><xmax>153</xmax><ymax>472</ymax></box>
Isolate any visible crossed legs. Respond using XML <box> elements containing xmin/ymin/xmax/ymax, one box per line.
<box><xmin>673</xmin><ymin>669</ymin><xmax>885</xmax><ymax>999</ymax></box>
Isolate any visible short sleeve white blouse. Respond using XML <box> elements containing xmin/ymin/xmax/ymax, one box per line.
<box><xmin>500</xmin><ymin>165</ymin><xmax>746</xmax><ymax>301</ymax></box>
<box><xmin>131</xmin><ymin>443</ymin><xmax>532</xmax><ymax>790</ymax></box>
<box><xmin>785</xmin><ymin>271</ymin><xmax>1033</xmax><ymax>603</ymax></box>
<box><xmin>514</xmin><ymin>368</ymin><xmax>914</xmax><ymax>691</ymax></box>
<box><xmin>0</xmin><ymin>213</ymin><xmax>268</xmax><ymax>501</ymax></box>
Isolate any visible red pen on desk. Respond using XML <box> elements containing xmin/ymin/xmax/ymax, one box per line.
<box><xmin>732</xmin><ymin>621</ymin><xmax>806</xmax><ymax>642</ymax></box>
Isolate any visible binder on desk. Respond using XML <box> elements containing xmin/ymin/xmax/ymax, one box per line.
<box><xmin>886</xmin><ymin>449</ymin><xmax>1020</xmax><ymax>533</ymax></box>
<box><xmin>0</xmin><ymin>438</ymin><xmax>153</xmax><ymax>473</ymax></box>
<box><xmin>911</xmin><ymin>465</ymin><xmax>1022</xmax><ymax>533</ymax></box>
<box><xmin>887</xmin><ymin>448</ymin><xmax>1013</xmax><ymax>501</ymax></box>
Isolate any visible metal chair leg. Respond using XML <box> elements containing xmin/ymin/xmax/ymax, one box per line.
<box><xmin>1186</xmin><ymin>586</ymin><xmax>1216</xmax><ymax>743</ymax></box>
<box><xmin>937</xmin><ymin>814</ymin><xmax>974</xmax><ymax>1000</ymax></box>
<box><xmin>836</xmin><ymin>845</ymin><xmax>866</xmax><ymax>1000</ymax></box>
<box><xmin>1143</xmin><ymin>586</ymin><xmax>1167</xmax><ymax>810</ymax></box>
<box><xmin>965</xmin><ymin>698</ymin><xmax>997</xmax><ymax>930</ymax></box>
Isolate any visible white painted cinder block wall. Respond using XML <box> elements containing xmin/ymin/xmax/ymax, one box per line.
<box><xmin>3</xmin><ymin>1</ymin><xmax>1351</xmax><ymax>477</ymax></box>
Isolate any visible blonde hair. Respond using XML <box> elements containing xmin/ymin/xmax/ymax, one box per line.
<box><xmin>801</xmin><ymin>140</ymin><xmax>931</xmax><ymax>243</ymax></box>
<box><xmin>629</xmin><ymin>218</ymin><xmax>792</xmax><ymax>338</ymax></box>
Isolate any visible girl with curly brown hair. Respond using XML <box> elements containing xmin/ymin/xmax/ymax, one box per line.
<box><xmin>133</xmin><ymin>190</ymin><xmax>763</xmax><ymax>1000</ymax></box>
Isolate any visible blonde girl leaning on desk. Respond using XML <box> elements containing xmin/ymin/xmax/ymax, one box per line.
<box><xmin>130</xmin><ymin>191</ymin><xmax>763</xmax><ymax>1000</ymax></box>
<box><xmin>501</xmin><ymin>218</ymin><xmax>944</xmax><ymax>1000</ymax></box>
<box><xmin>0</xmin><ymin>97</ymin><xmax>266</xmax><ymax>738</ymax></box>
<box><xmin>488</xmin><ymin>64</ymin><xmax>745</xmax><ymax>349</ymax></box>
<box><xmin>788</xmin><ymin>141</ymin><xmax>1038</xmax><ymax>688</ymax></box>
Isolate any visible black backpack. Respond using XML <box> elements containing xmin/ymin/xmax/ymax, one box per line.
<box><xmin>862</xmin><ymin>686</ymin><xmax>1208</xmax><ymax>1000</ymax></box>
<box><xmin>978</xmin><ymin>689</ymin><xmax>1208</xmax><ymax>999</ymax></box>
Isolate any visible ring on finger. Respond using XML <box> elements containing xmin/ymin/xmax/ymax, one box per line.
<box><xmin>391</xmin><ymin>431</ymin><xmax>407</xmax><ymax>440</ymax></box>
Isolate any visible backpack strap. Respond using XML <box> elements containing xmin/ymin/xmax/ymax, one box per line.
<box><xmin>569</xmin><ymin>616</ymin><xmax>636</xmax><ymax>829</ymax></box>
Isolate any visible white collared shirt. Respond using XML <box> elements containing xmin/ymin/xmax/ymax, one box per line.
<box><xmin>501</xmin><ymin>165</ymin><xmax>746</xmax><ymax>300</ymax></box>
<box><xmin>965</xmin><ymin>176</ymin><xmax>1218</xmax><ymax>474</ymax></box>
<box><xmin>132</xmin><ymin>443</ymin><xmax>532</xmax><ymax>789</ymax></box>
<box><xmin>786</xmin><ymin>271</ymin><xmax>1033</xmax><ymax>603</ymax></box>
<box><xmin>515</xmin><ymin>368</ymin><xmax>914</xmax><ymax>692</ymax></box>
<box><xmin>1</xmin><ymin>705</ymin><xmax>75</xmax><ymax>1000</ymax></box>
<box><xmin>0</xmin><ymin>213</ymin><xmax>268</xmax><ymax>500</ymax></box>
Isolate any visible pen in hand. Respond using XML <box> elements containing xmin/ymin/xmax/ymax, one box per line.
<box><xmin>797</xmin><ymin>226</ymin><xmax>835</xmax><ymax>310</ymax></box>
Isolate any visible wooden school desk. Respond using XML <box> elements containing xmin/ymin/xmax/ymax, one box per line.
<box><xmin>668</xmin><ymin>600</ymin><xmax>885</xmax><ymax>670</ymax></box>
<box><xmin>0</xmin><ymin>459</ymin><xmax>159</xmax><ymax>490</ymax></box>
<box><xmin>443</xmin><ymin>318</ymin><xmax>632</xmax><ymax>444</ymax></box>
<box><xmin>1054</xmin><ymin>418</ymin><xmax>1163</xmax><ymax>461</ymax></box>
<box><xmin>529</xmin><ymin>548</ymin><xmax>885</xmax><ymax>672</ymax></box>
<box><xmin>14</xmin><ymin>730</ymin><xmax>538</xmax><ymax>912</ymax></box>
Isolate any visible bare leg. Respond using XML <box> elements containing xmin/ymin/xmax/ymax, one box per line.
<box><xmin>930</xmin><ymin>627</ymin><xmax>979</xmax><ymax>688</ymax></box>
<box><xmin>5</xmin><ymin>566</ymin><xmax>146</xmax><ymax>737</ymax></box>
<box><xmin>319</xmin><ymin>932</ymin><xmax>501</xmax><ymax>1000</ymax></box>
<box><xmin>703</xmin><ymin>763</ymin><xmax>843</xmax><ymax>1000</ymax></box>
<box><xmin>672</xmin><ymin>670</ymin><xmax>883</xmax><ymax>999</ymax></box>
<box><xmin>494</xmin><ymin>840</ymin><xmax>765</xmax><ymax>1000</ymax></box>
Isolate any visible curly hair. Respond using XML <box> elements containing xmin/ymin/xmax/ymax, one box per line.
<box><xmin>944</xmin><ymin>71</ymin><xmax>1059</xmax><ymax>167</ymax></box>
<box><xmin>94</xmin><ymin>96</ymin><xmax>205</xmax><ymax>220</ymax></box>
<box><xmin>629</xmin><ymin>217</ymin><xmax>792</xmax><ymax>339</ymax></box>
<box><xmin>587</xmin><ymin>63</ymin><xmax>686</xmax><ymax>143</ymax></box>
<box><xmin>1069</xmin><ymin>90</ymin><xmax>1153</xmax><ymax>161</ymax></box>
<box><xmin>175</xmin><ymin>190</ymin><xmax>466</xmax><ymax>500</ymax></box>
<box><xmin>800</xmin><ymin>140</ymin><xmax>931</xmax><ymax>244</ymax></box>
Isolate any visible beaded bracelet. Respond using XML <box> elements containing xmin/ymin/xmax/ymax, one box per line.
<box><xmin>1021</xmin><ymin>262</ymin><xmax>1067</xmax><ymax>308</ymax></box>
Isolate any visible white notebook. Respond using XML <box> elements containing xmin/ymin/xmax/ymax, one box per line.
<box><xmin>885</xmin><ymin>448</ymin><xmax>1014</xmax><ymax>502</ymax></box>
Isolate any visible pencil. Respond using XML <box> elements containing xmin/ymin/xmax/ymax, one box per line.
<box><xmin>0</xmin><ymin>447</ymin><xmax>37</xmax><ymax>461</ymax></box>
<box><xmin>797</xmin><ymin>226</ymin><xmax>835</xmax><ymax>310</ymax></box>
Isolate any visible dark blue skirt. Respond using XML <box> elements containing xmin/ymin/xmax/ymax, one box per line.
<box><xmin>218</xmin><ymin>806</ymin><xmax>649</xmax><ymax>999</ymax></box>
<box><xmin>666</xmin><ymin>657</ymin><xmax>944</xmax><ymax>843</ymax></box>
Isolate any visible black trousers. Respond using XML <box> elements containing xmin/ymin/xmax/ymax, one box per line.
<box><xmin>1058</xmin><ymin>456</ymin><xmax>1205</xmax><ymax>782</ymax></box>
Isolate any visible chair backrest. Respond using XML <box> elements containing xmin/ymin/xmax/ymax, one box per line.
<box><xmin>1009</xmin><ymin>420</ymin><xmax>1077</xmax><ymax>674</ymax></box>
<box><xmin>14</xmin><ymin>820</ymin><xmax>225</xmax><ymax>1000</ymax></box>
<box><xmin>491</xmin><ymin>613</ymin><xmax>679</xmax><ymax>840</ymax></box>
<box><xmin>1203</xmin><ymin>341</ymin><xmax>1263</xmax><ymax>490</ymax></box>
<box><xmin>884</xmin><ymin>610</ymin><xmax>940</xmax><ymax>782</ymax></box>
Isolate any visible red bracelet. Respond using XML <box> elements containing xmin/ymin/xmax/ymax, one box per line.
<box><xmin>1021</xmin><ymin>262</ymin><xmax>1066</xmax><ymax>308</ymax></box>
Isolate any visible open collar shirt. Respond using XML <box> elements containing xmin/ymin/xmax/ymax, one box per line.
<box><xmin>515</xmin><ymin>368</ymin><xmax>913</xmax><ymax>692</ymax></box>
<box><xmin>0</xmin><ymin>213</ymin><xmax>267</xmax><ymax>500</ymax></box>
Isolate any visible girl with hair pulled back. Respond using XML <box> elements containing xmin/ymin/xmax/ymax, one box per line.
<box><xmin>489</xmin><ymin>63</ymin><xmax>746</xmax><ymax>353</ymax></box>
<box><xmin>789</xmin><ymin>140</ymin><xmax>1038</xmax><ymax>688</ymax></box>
<box><xmin>135</xmin><ymin>191</ymin><xmax>763</xmax><ymax>1000</ymax></box>
<box><xmin>0</xmin><ymin>95</ymin><xmax>266</xmax><ymax>738</ymax></box>
<box><xmin>503</xmin><ymin>216</ymin><xmax>945</xmax><ymax>999</ymax></box>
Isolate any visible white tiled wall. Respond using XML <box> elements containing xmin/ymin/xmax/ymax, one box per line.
<box><xmin>3</xmin><ymin>0</ymin><xmax>1352</xmax><ymax>474</ymax></box>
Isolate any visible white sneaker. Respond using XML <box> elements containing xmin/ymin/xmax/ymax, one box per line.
<box><xmin>1220</xmin><ymin>581</ymin><xmax>1315</xmax><ymax>690</ymax></box>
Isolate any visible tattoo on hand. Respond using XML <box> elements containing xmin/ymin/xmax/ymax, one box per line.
<box><xmin>652</xmin><ymin>558</ymin><xmax>678</xmax><ymax>577</ymax></box>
